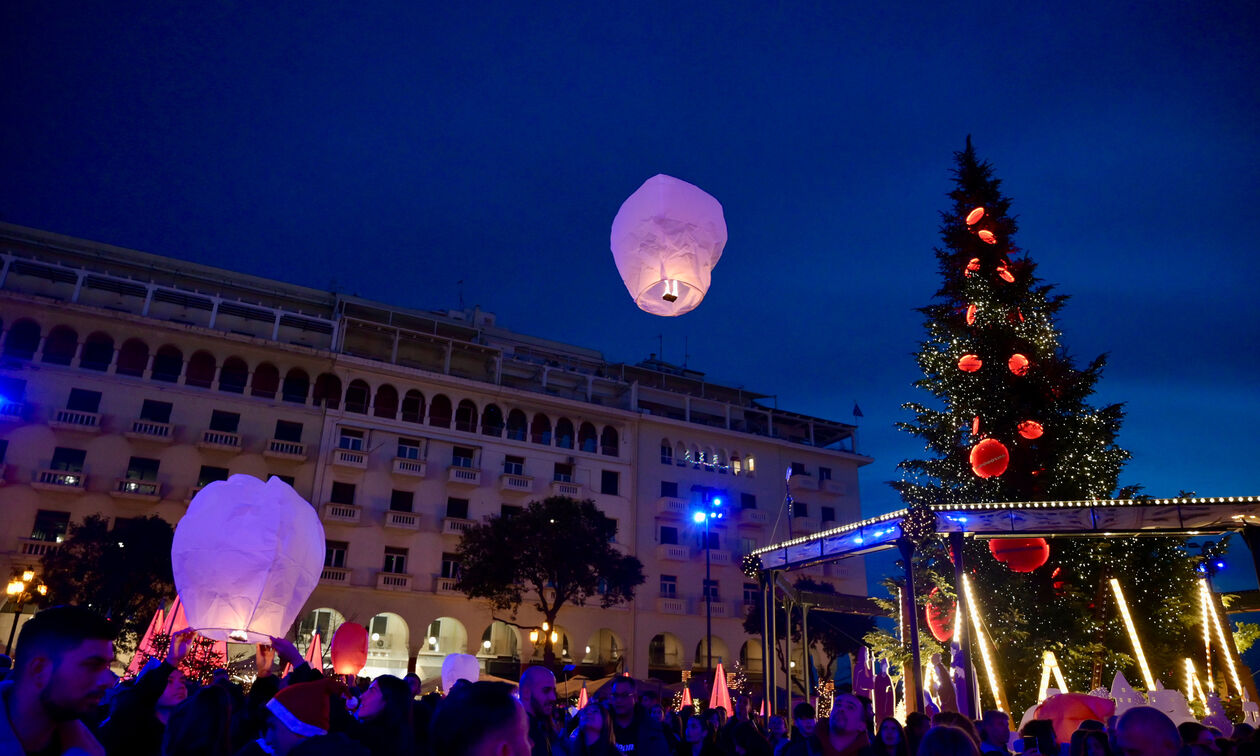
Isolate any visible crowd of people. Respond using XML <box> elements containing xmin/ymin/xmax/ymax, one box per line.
<box><xmin>3</xmin><ymin>605</ymin><xmax>1260</xmax><ymax>756</ymax></box>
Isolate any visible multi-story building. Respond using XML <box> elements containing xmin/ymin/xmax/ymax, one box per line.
<box><xmin>0</xmin><ymin>222</ymin><xmax>870</xmax><ymax>683</ymax></box>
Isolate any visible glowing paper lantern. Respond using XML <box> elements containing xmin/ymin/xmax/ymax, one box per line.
<box><xmin>965</xmin><ymin>305</ymin><xmax>977</xmax><ymax>325</ymax></box>
<box><xmin>330</xmin><ymin>622</ymin><xmax>369</xmax><ymax>676</ymax></box>
<box><xmin>442</xmin><ymin>653</ymin><xmax>479</xmax><ymax>692</ymax></box>
<box><xmin>1018</xmin><ymin>420</ymin><xmax>1044</xmax><ymax>440</ymax></box>
<box><xmin>1035</xmin><ymin>693</ymin><xmax>1115</xmax><ymax>744</ymax></box>
<box><xmin>172</xmin><ymin>475</ymin><xmax>325</xmax><ymax>642</ymax></box>
<box><xmin>958</xmin><ymin>354</ymin><xmax>983</xmax><ymax>373</ymax></box>
<box><xmin>989</xmin><ymin>538</ymin><xmax>1050</xmax><ymax>572</ymax></box>
<box><xmin>925</xmin><ymin>587</ymin><xmax>956</xmax><ymax>642</ymax></box>
<box><xmin>965</xmin><ymin>258</ymin><xmax>980</xmax><ymax>277</ymax></box>
<box><xmin>1008</xmin><ymin>353</ymin><xmax>1030</xmax><ymax>376</ymax></box>
<box><xmin>610</xmin><ymin>174</ymin><xmax>727</xmax><ymax>317</ymax></box>
<box><xmin>978</xmin><ymin>230</ymin><xmax>997</xmax><ymax>244</ymax></box>
<box><xmin>966</xmin><ymin>207</ymin><xmax>985</xmax><ymax>225</ymax></box>
<box><xmin>970</xmin><ymin>438</ymin><xmax>1009</xmax><ymax>478</ymax></box>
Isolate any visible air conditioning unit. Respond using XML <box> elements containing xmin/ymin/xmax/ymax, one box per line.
<box><xmin>375</xmin><ymin>639</ymin><xmax>385</xmax><ymax>648</ymax></box>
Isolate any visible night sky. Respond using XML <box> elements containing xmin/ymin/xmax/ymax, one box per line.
<box><xmin>3</xmin><ymin>3</ymin><xmax>1258</xmax><ymax>586</ymax></box>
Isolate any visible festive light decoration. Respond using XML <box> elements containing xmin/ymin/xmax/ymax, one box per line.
<box><xmin>978</xmin><ymin>230</ymin><xmax>997</xmax><ymax>244</ymax></box>
<box><xmin>925</xmin><ymin>587</ymin><xmax>955</xmax><ymax>642</ymax></box>
<box><xmin>1185</xmin><ymin>659</ymin><xmax>1208</xmax><ymax>703</ymax></box>
<box><xmin>965</xmin><ymin>258</ymin><xmax>981</xmax><ymax>276</ymax></box>
<box><xmin>610</xmin><ymin>174</ymin><xmax>727</xmax><ymax>317</ymax></box>
<box><xmin>1035</xmin><ymin>694</ymin><xmax>1115</xmax><ymax>743</ymax></box>
<box><xmin>965</xmin><ymin>304</ymin><xmax>977</xmax><ymax>325</ymax></box>
<box><xmin>969</xmin><ymin>438</ymin><xmax>1009</xmax><ymax>478</ymax></box>
<box><xmin>988</xmin><ymin>538</ymin><xmax>1050</xmax><ymax>572</ymax></box>
<box><xmin>172</xmin><ymin>475</ymin><xmax>325</xmax><ymax>642</ymax></box>
<box><xmin>899</xmin><ymin>503</ymin><xmax>938</xmax><ymax>545</ymax></box>
<box><xmin>741</xmin><ymin>554</ymin><xmax>763</xmax><ymax>579</ymax></box>
<box><xmin>1200</xmin><ymin>577</ymin><xmax>1244</xmax><ymax>697</ymax></box>
<box><xmin>972</xmin><ymin>416</ymin><xmax>981</xmax><ymax>436</ymax></box>
<box><xmin>1111</xmin><ymin>579</ymin><xmax>1156</xmax><ymax>690</ymax></box>
<box><xmin>966</xmin><ymin>207</ymin><xmax>985</xmax><ymax>225</ymax></box>
<box><xmin>1008</xmin><ymin>353</ymin><xmax>1030</xmax><ymax>376</ymax></box>
<box><xmin>330</xmin><ymin>622</ymin><xmax>369</xmax><ymax>676</ymax></box>
<box><xmin>958</xmin><ymin>354</ymin><xmax>983</xmax><ymax>372</ymax></box>
<box><xmin>996</xmin><ymin>263</ymin><xmax>1015</xmax><ymax>283</ymax></box>
<box><xmin>1037</xmin><ymin>650</ymin><xmax>1069</xmax><ymax>701</ymax></box>
<box><xmin>1018</xmin><ymin>420</ymin><xmax>1044</xmax><ymax>440</ymax></box>
<box><xmin>962</xmin><ymin>575</ymin><xmax>1006</xmax><ymax>713</ymax></box>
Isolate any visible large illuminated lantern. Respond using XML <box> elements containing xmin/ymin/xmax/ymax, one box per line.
<box><xmin>610</xmin><ymin>174</ymin><xmax>727</xmax><ymax>316</ymax></box>
<box><xmin>331</xmin><ymin>622</ymin><xmax>369</xmax><ymax>676</ymax></box>
<box><xmin>172</xmin><ymin>475</ymin><xmax>324</xmax><ymax>642</ymax></box>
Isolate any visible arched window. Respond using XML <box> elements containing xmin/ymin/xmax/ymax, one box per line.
<box><xmin>41</xmin><ymin>325</ymin><xmax>78</xmax><ymax>366</ymax></box>
<box><xmin>731</xmin><ymin>455</ymin><xmax>742</xmax><ymax>476</ymax></box>
<box><xmin>219</xmin><ymin>357</ymin><xmax>248</xmax><ymax>393</ymax></box>
<box><xmin>251</xmin><ymin>363</ymin><xmax>280</xmax><ymax>399</ymax></box>
<box><xmin>715</xmin><ymin>449</ymin><xmax>729</xmax><ymax>474</ymax></box>
<box><xmin>186</xmin><ymin>351</ymin><xmax>216</xmax><ymax>388</ymax></box>
<box><xmin>660</xmin><ymin>438</ymin><xmax>673</xmax><ymax>465</ymax></box>
<box><xmin>282</xmin><ymin>368</ymin><xmax>310</xmax><ymax>404</ymax></box>
<box><xmin>555</xmin><ymin>418</ymin><xmax>575</xmax><ymax>449</ymax></box>
<box><xmin>3</xmin><ymin>320</ymin><xmax>41</xmax><ymax>360</ymax></box>
<box><xmin>702</xmin><ymin>446</ymin><xmax>715</xmax><ymax>472</ymax></box>
<box><xmin>455</xmin><ymin>400</ymin><xmax>477</xmax><ymax>432</ymax></box>
<box><xmin>481</xmin><ymin>404</ymin><xmax>504</xmax><ymax>437</ymax></box>
<box><xmin>429</xmin><ymin>395</ymin><xmax>452</xmax><ymax>428</ymax></box>
<box><xmin>401</xmin><ymin>390</ymin><xmax>425</xmax><ymax>423</ymax></box>
<box><xmin>601</xmin><ymin>426</ymin><xmax>619</xmax><ymax>457</ymax></box>
<box><xmin>674</xmin><ymin>441</ymin><xmax>686</xmax><ymax>467</ymax></box>
<box><xmin>691</xmin><ymin>445</ymin><xmax>702</xmax><ymax>470</ymax></box>
<box><xmin>578</xmin><ymin>422</ymin><xmax>598</xmax><ymax>453</ymax></box>
<box><xmin>345</xmin><ymin>380</ymin><xmax>370</xmax><ymax>414</ymax></box>
<box><xmin>746</xmin><ymin>455</ymin><xmax>756</xmax><ymax>475</ymax></box>
<box><xmin>117</xmin><ymin>338</ymin><xmax>151</xmax><ymax>377</ymax></box>
<box><xmin>506</xmin><ymin>409</ymin><xmax>528</xmax><ymax>441</ymax></box>
<box><xmin>374</xmin><ymin>384</ymin><xmax>399</xmax><ymax>419</ymax></box>
<box><xmin>80</xmin><ymin>332</ymin><xmax>115</xmax><ymax>372</ymax></box>
<box><xmin>313</xmin><ymin>373</ymin><xmax>342</xmax><ymax>409</ymax></box>
<box><xmin>151</xmin><ymin>345</ymin><xmax>183</xmax><ymax>382</ymax></box>
<box><xmin>530</xmin><ymin>413</ymin><xmax>552</xmax><ymax>445</ymax></box>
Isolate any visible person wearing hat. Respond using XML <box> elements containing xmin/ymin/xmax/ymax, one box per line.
<box><xmin>235</xmin><ymin>678</ymin><xmax>343</xmax><ymax>756</ymax></box>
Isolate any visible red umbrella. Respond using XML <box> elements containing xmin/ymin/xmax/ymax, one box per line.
<box><xmin>577</xmin><ymin>682</ymin><xmax>589</xmax><ymax>709</ymax></box>
<box><xmin>709</xmin><ymin>663</ymin><xmax>734</xmax><ymax>717</ymax></box>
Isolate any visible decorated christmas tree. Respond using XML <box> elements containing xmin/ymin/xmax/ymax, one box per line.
<box><xmin>877</xmin><ymin>138</ymin><xmax>1206</xmax><ymax>714</ymax></box>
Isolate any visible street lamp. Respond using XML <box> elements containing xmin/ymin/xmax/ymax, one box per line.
<box><xmin>5</xmin><ymin>569</ymin><xmax>47</xmax><ymax>655</ymax></box>
<box><xmin>693</xmin><ymin>491</ymin><xmax>725</xmax><ymax>670</ymax></box>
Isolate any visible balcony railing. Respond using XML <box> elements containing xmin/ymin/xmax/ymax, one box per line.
<box><xmin>320</xmin><ymin>566</ymin><xmax>351</xmax><ymax>584</ymax></box>
<box><xmin>392</xmin><ymin>457</ymin><xmax>427</xmax><ymax>477</ymax></box>
<box><xmin>700</xmin><ymin>549</ymin><xmax>732</xmax><ymax>566</ymax></box>
<box><xmin>0</xmin><ymin>400</ymin><xmax>24</xmax><ymax>421</ymax></box>
<box><xmin>442</xmin><ymin>517</ymin><xmax>475</xmax><ymax>535</ymax></box>
<box><xmin>265</xmin><ymin>439</ymin><xmax>307</xmax><ymax>460</ymax></box>
<box><xmin>385</xmin><ymin>510</ymin><xmax>420</xmax><ymax>530</ymax></box>
<box><xmin>33</xmin><ymin>469</ymin><xmax>86</xmax><ymax>491</ymax></box>
<box><xmin>550</xmin><ymin>480</ymin><xmax>581</xmax><ymax>497</ymax></box>
<box><xmin>51</xmin><ymin>409</ymin><xmax>101</xmax><ymax>432</ymax></box>
<box><xmin>332</xmin><ymin>448</ymin><xmax>368</xmax><ymax>469</ymax></box>
<box><xmin>656</xmin><ymin>497</ymin><xmax>688</xmax><ymax>518</ymax></box>
<box><xmin>821</xmin><ymin>479</ymin><xmax>845</xmax><ymax>494</ymax></box>
<box><xmin>657</xmin><ymin>597</ymin><xmax>687</xmax><ymax>614</ymax></box>
<box><xmin>112</xmin><ymin>478</ymin><xmax>161</xmax><ymax>501</ymax></box>
<box><xmin>126</xmin><ymin>419</ymin><xmax>173</xmax><ymax>442</ymax></box>
<box><xmin>19</xmin><ymin>538</ymin><xmax>61</xmax><ymax>557</ymax></box>
<box><xmin>655</xmin><ymin>544</ymin><xmax>689</xmax><ymax>562</ymax></box>
<box><xmin>447</xmin><ymin>467</ymin><xmax>481</xmax><ymax>486</ymax></box>
<box><xmin>499</xmin><ymin>473</ymin><xmax>533</xmax><ymax>494</ymax></box>
<box><xmin>435</xmin><ymin>577</ymin><xmax>461</xmax><ymax>594</ymax></box>
<box><xmin>737</xmin><ymin>508</ymin><xmax>769</xmax><ymax>525</ymax></box>
<box><xmin>788</xmin><ymin>474</ymin><xmax>819</xmax><ymax>492</ymax></box>
<box><xmin>376</xmin><ymin>572</ymin><xmax>413</xmax><ymax>591</ymax></box>
<box><xmin>703</xmin><ymin>600</ymin><xmax>731</xmax><ymax>618</ymax></box>
<box><xmin>198</xmin><ymin>430</ymin><xmax>242</xmax><ymax>451</ymax></box>
<box><xmin>322</xmin><ymin>502</ymin><xmax>362</xmax><ymax>524</ymax></box>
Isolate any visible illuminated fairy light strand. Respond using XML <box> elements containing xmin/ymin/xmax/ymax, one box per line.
<box><xmin>1200</xmin><ymin>580</ymin><xmax>1215</xmax><ymax>692</ymax></box>
<box><xmin>1184</xmin><ymin>658</ymin><xmax>1208</xmax><ymax>704</ymax></box>
<box><xmin>962</xmin><ymin>575</ymin><xmax>1006</xmax><ymax>713</ymax></box>
<box><xmin>1201</xmin><ymin>578</ymin><xmax>1244</xmax><ymax>698</ymax></box>
<box><xmin>1110</xmin><ymin>578</ymin><xmax>1156</xmax><ymax>691</ymax></box>
<box><xmin>1037</xmin><ymin>651</ymin><xmax>1070</xmax><ymax>701</ymax></box>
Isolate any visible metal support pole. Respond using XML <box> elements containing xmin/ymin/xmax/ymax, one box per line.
<box><xmin>705</xmin><ymin>517</ymin><xmax>713</xmax><ymax>670</ymax></box>
<box><xmin>898</xmin><ymin>537</ymin><xmax>924</xmax><ymax>714</ymax></box>
<box><xmin>801</xmin><ymin>604</ymin><xmax>810</xmax><ymax>702</ymax></box>
<box><xmin>760</xmin><ymin>576</ymin><xmax>772</xmax><ymax>713</ymax></box>
<box><xmin>949</xmin><ymin>532</ymin><xmax>975</xmax><ymax>718</ymax></box>
<box><xmin>764</xmin><ymin>578</ymin><xmax>777</xmax><ymax>713</ymax></box>
<box><xmin>784</xmin><ymin>594</ymin><xmax>793</xmax><ymax>713</ymax></box>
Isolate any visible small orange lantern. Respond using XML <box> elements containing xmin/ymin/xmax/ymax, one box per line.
<box><xmin>965</xmin><ymin>258</ymin><xmax>980</xmax><ymax>277</ymax></box>
<box><xmin>1008</xmin><ymin>353</ymin><xmax>1030</xmax><ymax>376</ymax></box>
<box><xmin>996</xmin><ymin>264</ymin><xmax>1015</xmax><ymax>283</ymax></box>
<box><xmin>1018</xmin><ymin>420</ymin><xmax>1044</xmax><ymax>440</ymax></box>
<box><xmin>958</xmin><ymin>354</ymin><xmax>982</xmax><ymax>373</ymax></box>
<box><xmin>978</xmin><ymin>230</ymin><xmax>997</xmax><ymax>244</ymax></box>
<box><xmin>970</xmin><ymin>438</ymin><xmax>1009</xmax><ymax>478</ymax></box>
<box><xmin>965</xmin><ymin>304</ymin><xmax>977</xmax><ymax>325</ymax></box>
<box><xmin>965</xmin><ymin>207</ymin><xmax>985</xmax><ymax>226</ymax></box>
<box><xmin>330</xmin><ymin>622</ymin><xmax>369</xmax><ymax>676</ymax></box>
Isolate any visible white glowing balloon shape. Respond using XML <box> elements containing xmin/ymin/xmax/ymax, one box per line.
<box><xmin>172</xmin><ymin>474</ymin><xmax>325</xmax><ymax>643</ymax></box>
<box><xmin>610</xmin><ymin>174</ymin><xmax>727</xmax><ymax>317</ymax></box>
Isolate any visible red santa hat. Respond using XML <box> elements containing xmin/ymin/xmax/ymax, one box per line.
<box><xmin>265</xmin><ymin>679</ymin><xmax>338</xmax><ymax>736</ymax></box>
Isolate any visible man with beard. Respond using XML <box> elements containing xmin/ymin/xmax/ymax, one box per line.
<box><xmin>0</xmin><ymin>605</ymin><xmax>117</xmax><ymax>755</ymax></box>
<box><xmin>519</xmin><ymin>667</ymin><xmax>560</xmax><ymax>756</ymax></box>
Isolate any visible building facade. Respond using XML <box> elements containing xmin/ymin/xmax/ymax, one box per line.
<box><xmin>0</xmin><ymin>222</ymin><xmax>870</xmax><ymax>684</ymax></box>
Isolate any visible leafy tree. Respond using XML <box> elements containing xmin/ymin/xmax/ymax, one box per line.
<box><xmin>41</xmin><ymin>513</ymin><xmax>176</xmax><ymax>653</ymax></box>
<box><xmin>455</xmin><ymin>496</ymin><xmax>645</xmax><ymax>664</ymax></box>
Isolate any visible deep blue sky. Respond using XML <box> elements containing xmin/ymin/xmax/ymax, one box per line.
<box><xmin>3</xmin><ymin>3</ymin><xmax>1258</xmax><ymax>583</ymax></box>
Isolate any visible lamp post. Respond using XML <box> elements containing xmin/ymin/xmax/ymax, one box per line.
<box><xmin>693</xmin><ymin>491</ymin><xmax>724</xmax><ymax>670</ymax></box>
<box><xmin>5</xmin><ymin>569</ymin><xmax>47</xmax><ymax>655</ymax></box>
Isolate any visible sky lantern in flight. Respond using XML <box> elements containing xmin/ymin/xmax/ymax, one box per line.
<box><xmin>172</xmin><ymin>475</ymin><xmax>324</xmax><ymax>642</ymax></box>
<box><xmin>610</xmin><ymin>174</ymin><xmax>727</xmax><ymax>316</ymax></box>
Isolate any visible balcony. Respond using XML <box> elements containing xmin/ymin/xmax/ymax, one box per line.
<box><xmin>111</xmin><ymin>478</ymin><xmax>161</xmax><ymax>502</ymax></box>
<box><xmin>655</xmin><ymin>544</ymin><xmax>689</xmax><ymax>562</ymax></box>
<box><xmin>435</xmin><ymin>577</ymin><xmax>461</xmax><ymax>595</ymax></box>
<box><xmin>392</xmin><ymin>457</ymin><xmax>427</xmax><ymax>477</ymax></box>
<box><xmin>186</xmin><ymin>485</ymin><xmax>207</xmax><ymax>503</ymax></box>
<box><xmin>442</xmin><ymin>517</ymin><xmax>475</xmax><ymax>535</ymax></box>
<box><xmin>550</xmin><ymin>480</ymin><xmax>582</xmax><ymax>497</ymax></box>
<box><xmin>332</xmin><ymin>447</ymin><xmax>368</xmax><ymax>469</ymax></box>
<box><xmin>384</xmin><ymin>510</ymin><xmax>421</xmax><ymax>530</ymax></box>
<box><xmin>700</xmin><ymin>600</ymin><xmax>731</xmax><ymax>618</ymax></box>
<box><xmin>264</xmin><ymin>439</ymin><xmax>307</xmax><ymax>461</ymax></box>
<box><xmin>322</xmin><ymin>502</ymin><xmax>362</xmax><ymax>525</ymax></box>
<box><xmin>657</xmin><ymin>597</ymin><xmax>687</xmax><ymax>614</ymax></box>
<box><xmin>447</xmin><ymin>467</ymin><xmax>481</xmax><ymax>486</ymax></box>
<box><xmin>320</xmin><ymin>566</ymin><xmax>351</xmax><ymax>585</ymax></box>
<box><xmin>821</xmin><ymin>479</ymin><xmax>845</xmax><ymax>495</ymax></box>
<box><xmin>499</xmin><ymin>473</ymin><xmax>533</xmax><ymax>494</ymax></box>
<box><xmin>376</xmin><ymin>572</ymin><xmax>413</xmax><ymax>591</ymax></box>
<box><xmin>125</xmin><ymin>419</ymin><xmax>173</xmax><ymax>443</ymax></box>
<box><xmin>0</xmin><ymin>400</ymin><xmax>24</xmax><ymax>421</ymax></box>
<box><xmin>198</xmin><ymin>430</ymin><xmax>242</xmax><ymax>452</ymax></box>
<box><xmin>736</xmin><ymin>508</ymin><xmax>768</xmax><ymax>526</ymax></box>
<box><xmin>50</xmin><ymin>409</ymin><xmax>101</xmax><ymax>433</ymax></box>
<box><xmin>32</xmin><ymin>469</ymin><xmax>86</xmax><ymax>492</ymax></box>
<box><xmin>793</xmin><ymin>517</ymin><xmax>821</xmax><ymax>535</ymax></box>
<box><xmin>19</xmin><ymin>538</ymin><xmax>60</xmax><ymax>557</ymax></box>
<box><xmin>698</xmin><ymin>549</ymin><xmax>732</xmax><ymax>566</ymax></box>
<box><xmin>788</xmin><ymin>474</ymin><xmax>818</xmax><ymax>493</ymax></box>
<box><xmin>656</xmin><ymin>497</ymin><xmax>688</xmax><ymax>518</ymax></box>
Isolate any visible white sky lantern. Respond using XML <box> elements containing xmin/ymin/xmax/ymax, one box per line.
<box><xmin>610</xmin><ymin>174</ymin><xmax>727</xmax><ymax>317</ymax></box>
<box><xmin>172</xmin><ymin>474</ymin><xmax>325</xmax><ymax>642</ymax></box>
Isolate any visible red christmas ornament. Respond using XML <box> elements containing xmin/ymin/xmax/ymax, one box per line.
<box><xmin>965</xmin><ymin>207</ymin><xmax>985</xmax><ymax>226</ymax></box>
<box><xmin>965</xmin><ymin>304</ymin><xmax>977</xmax><ymax>325</ymax></box>
<box><xmin>996</xmin><ymin>263</ymin><xmax>1015</xmax><ymax>283</ymax></box>
<box><xmin>958</xmin><ymin>354</ymin><xmax>983</xmax><ymax>373</ymax></box>
<box><xmin>971</xmin><ymin>416</ymin><xmax>981</xmax><ymax>436</ymax></box>
<box><xmin>965</xmin><ymin>258</ymin><xmax>980</xmax><ymax>277</ymax></box>
<box><xmin>925</xmin><ymin>587</ymin><xmax>956</xmax><ymax>642</ymax></box>
<box><xmin>978</xmin><ymin>230</ymin><xmax>997</xmax><ymax>244</ymax></box>
<box><xmin>970</xmin><ymin>438</ymin><xmax>1009</xmax><ymax>478</ymax></box>
<box><xmin>330</xmin><ymin>622</ymin><xmax>369</xmax><ymax>675</ymax></box>
<box><xmin>1008</xmin><ymin>353</ymin><xmax>1030</xmax><ymax>376</ymax></box>
<box><xmin>988</xmin><ymin>538</ymin><xmax>1050</xmax><ymax>572</ymax></box>
<box><xmin>1018</xmin><ymin>420</ymin><xmax>1044</xmax><ymax>440</ymax></box>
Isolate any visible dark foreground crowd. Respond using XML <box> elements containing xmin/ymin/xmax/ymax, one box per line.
<box><xmin>2</xmin><ymin>606</ymin><xmax>1259</xmax><ymax>756</ymax></box>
